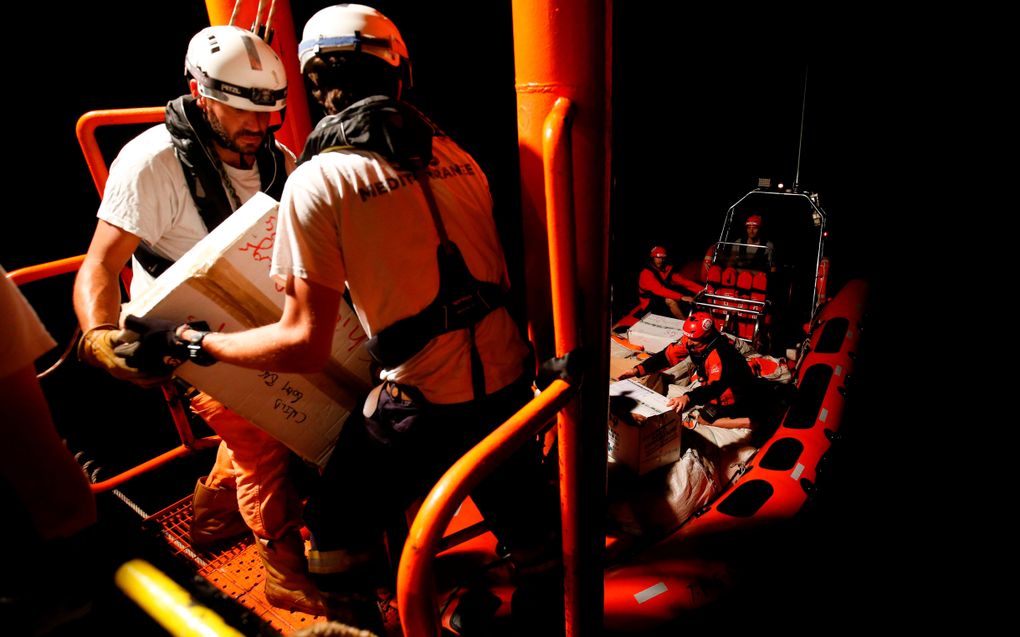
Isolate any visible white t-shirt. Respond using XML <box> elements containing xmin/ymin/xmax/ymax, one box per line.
<box><xmin>97</xmin><ymin>125</ymin><xmax>268</xmax><ymax>299</ymax></box>
<box><xmin>0</xmin><ymin>266</ymin><xmax>57</xmax><ymax>379</ymax></box>
<box><xmin>272</xmin><ymin>136</ymin><xmax>529</xmax><ymax>404</ymax></box>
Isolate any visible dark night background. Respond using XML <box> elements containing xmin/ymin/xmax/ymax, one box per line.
<box><xmin>5</xmin><ymin>1</ymin><xmax>934</xmax><ymax>634</ymax></box>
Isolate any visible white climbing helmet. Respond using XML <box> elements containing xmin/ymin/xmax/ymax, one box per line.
<box><xmin>185</xmin><ymin>25</ymin><xmax>287</xmax><ymax>112</ymax></box>
<box><xmin>298</xmin><ymin>3</ymin><xmax>410</xmax><ymax>79</ymax></box>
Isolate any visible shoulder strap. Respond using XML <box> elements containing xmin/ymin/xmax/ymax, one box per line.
<box><xmin>364</xmin><ymin>172</ymin><xmax>503</xmax><ymax>399</ymax></box>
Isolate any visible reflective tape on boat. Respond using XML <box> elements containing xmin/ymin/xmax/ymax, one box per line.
<box><xmin>834</xmin><ymin>364</ymin><xmax>843</xmax><ymax>377</ymax></box>
<box><xmin>819</xmin><ymin>407</ymin><xmax>828</xmax><ymax>423</ymax></box>
<box><xmin>791</xmin><ymin>463</ymin><xmax>805</xmax><ymax>480</ymax></box>
<box><xmin>634</xmin><ymin>582</ymin><xmax>668</xmax><ymax>604</ymax></box>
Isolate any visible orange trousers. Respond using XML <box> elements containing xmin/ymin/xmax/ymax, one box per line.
<box><xmin>190</xmin><ymin>392</ymin><xmax>301</xmax><ymax>541</ymax></box>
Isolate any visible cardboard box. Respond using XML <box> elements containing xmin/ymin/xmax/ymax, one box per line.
<box><xmin>609</xmin><ymin>336</ymin><xmax>645</xmax><ymax>380</ymax></box>
<box><xmin>625</xmin><ymin>313</ymin><xmax>685</xmax><ymax>353</ymax></box>
<box><xmin>607</xmin><ymin>379</ymin><xmax>681</xmax><ymax>475</ymax></box>
<box><xmin>122</xmin><ymin>192</ymin><xmax>374</xmax><ymax>468</ymax></box>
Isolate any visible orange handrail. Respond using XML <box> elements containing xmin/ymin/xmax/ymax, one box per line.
<box><xmin>6</xmin><ymin>255</ymin><xmax>87</xmax><ymax>286</ymax></box>
<box><xmin>543</xmin><ymin>96</ymin><xmax>584</xmax><ymax>636</ymax></box>
<box><xmin>90</xmin><ymin>436</ymin><xmax>221</xmax><ymax>494</ymax></box>
<box><xmin>9</xmin><ymin>255</ymin><xmax>223</xmax><ymax>491</ymax></box>
<box><xmin>545</xmin><ymin>97</ymin><xmax>578</xmax><ymax>357</ymax></box>
<box><xmin>397</xmin><ymin>379</ymin><xmax>577</xmax><ymax>636</ymax></box>
<box><xmin>76</xmin><ymin>107</ymin><xmax>166</xmax><ymax>196</ymax></box>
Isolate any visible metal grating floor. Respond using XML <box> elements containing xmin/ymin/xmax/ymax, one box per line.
<box><xmin>145</xmin><ymin>494</ymin><xmax>506</xmax><ymax>636</ymax></box>
<box><xmin>145</xmin><ymin>496</ymin><xmax>328</xmax><ymax>635</ymax></box>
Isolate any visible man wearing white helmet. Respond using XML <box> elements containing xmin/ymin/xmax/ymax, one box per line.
<box><xmin>72</xmin><ymin>25</ymin><xmax>325</xmax><ymax>615</ymax></box>
<box><xmin>124</xmin><ymin>5</ymin><xmax>563</xmax><ymax>633</ymax></box>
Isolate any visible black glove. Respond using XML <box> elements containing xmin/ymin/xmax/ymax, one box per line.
<box><xmin>114</xmin><ymin>315</ymin><xmax>199</xmax><ymax>375</ymax></box>
<box><xmin>536</xmin><ymin>349</ymin><xmax>586</xmax><ymax>391</ymax></box>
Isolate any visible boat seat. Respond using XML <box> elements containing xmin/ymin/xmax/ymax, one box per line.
<box><xmin>721</xmin><ymin>266</ymin><xmax>737</xmax><ymax>288</ymax></box>
<box><xmin>707</xmin><ymin>264</ymin><xmax>722</xmax><ymax>287</ymax></box>
<box><xmin>736</xmin><ymin>270</ymin><xmax>753</xmax><ymax>294</ymax></box>
<box><xmin>752</xmin><ymin>271</ymin><xmax>767</xmax><ymax>298</ymax></box>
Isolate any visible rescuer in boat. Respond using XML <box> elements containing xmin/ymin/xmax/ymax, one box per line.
<box><xmin>615</xmin><ymin>246</ymin><xmax>703</xmax><ymax>331</ymax></box>
<box><xmin>618</xmin><ymin>312</ymin><xmax>760</xmax><ymax>429</ymax></box>
<box><xmin>725</xmin><ymin>213</ymin><xmax>774</xmax><ymax>271</ymax></box>
<box><xmin>612</xmin><ymin>312</ymin><xmax>777</xmax><ymax>537</ymax></box>
<box><xmin>116</xmin><ymin>4</ymin><xmax>563</xmax><ymax>634</ymax></box>
<box><xmin>638</xmin><ymin>246</ymin><xmax>702</xmax><ymax>319</ymax></box>
<box><xmin>70</xmin><ymin>26</ymin><xmax>326</xmax><ymax>615</ymax></box>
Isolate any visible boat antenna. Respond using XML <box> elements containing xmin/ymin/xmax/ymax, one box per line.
<box><xmin>793</xmin><ymin>65</ymin><xmax>808</xmax><ymax>192</ymax></box>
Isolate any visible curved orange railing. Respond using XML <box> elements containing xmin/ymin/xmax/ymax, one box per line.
<box><xmin>397</xmin><ymin>379</ymin><xmax>577</xmax><ymax>635</ymax></box>
<box><xmin>7</xmin><ymin>256</ymin><xmax>87</xmax><ymax>286</ymax></box>
<box><xmin>397</xmin><ymin>97</ymin><xmax>582</xmax><ymax>636</ymax></box>
<box><xmin>76</xmin><ymin>107</ymin><xmax>166</xmax><ymax>196</ymax></box>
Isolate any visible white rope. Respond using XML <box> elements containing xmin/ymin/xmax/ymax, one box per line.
<box><xmin>228</xmin><ymin>0</ymin><xmax>242</xmax><ymax>27</ymax></box>
<box><xmin>264</xmin><ymin>0</ymin><xmax>278</xmax><ymax>36</ymax></box>
<box><xmin>253</xmin><ymin>0</ymin><xmax>267</xmax><ymax>33</ymax></box>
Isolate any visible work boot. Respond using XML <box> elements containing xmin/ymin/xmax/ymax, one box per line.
<box><xmin>190</xmin><ymin>477</ymin><xmax>248</xmax><ymax>547</ymax></box>
<box><xmin>257</xmin><ymin>532</ymin><xmax>328</xmax><ymax>616</ymax></box>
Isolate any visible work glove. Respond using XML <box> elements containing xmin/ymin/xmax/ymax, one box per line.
<box><xmin>78</xmin><ymin>323</ymin><xmax>172</xmax><ymax>388</ymax></box>
<box><xmin>113</xmin><ymin>315</ymin><xmax>193</xmax><ymax>377</ymax></box>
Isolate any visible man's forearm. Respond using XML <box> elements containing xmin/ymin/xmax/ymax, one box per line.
<box><xmin>73</xmin><ymin>257</ymin><xmax>124</xmax><ymax>329</ymax></box>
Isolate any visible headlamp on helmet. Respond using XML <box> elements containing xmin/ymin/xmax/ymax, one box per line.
<box><xmin>185</xmin><ymin>25</ymin><xmax>287</xmax><ymax>112</ymax></box>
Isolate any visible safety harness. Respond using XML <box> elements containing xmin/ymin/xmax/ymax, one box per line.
<box><xmin>302</xmin><ymin>96</ymin><xmax>505</xmax><ymax>398</ymax></box>
<box><xmin>133</xmin><ymin>95</ymin><xmax>287</xmax><ymax>277</ymax></box>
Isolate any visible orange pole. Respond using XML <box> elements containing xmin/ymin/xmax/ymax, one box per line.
<box><xmin>205</xmin><ymin>0</ymin><xmax>312</xmax><ymax>154</ymax></box>
<box><xmin>89</xmin><ymin>436</ymin><xmax>221</xmax><ymax>494</ymax></box>
<box><xmin>397</xmin><ymin>379</ymin><xmax>577</xmax><ymax>637</ymax></box>
<box><xmin>514</xmin><ymin>2</ymin><xmax>611</xmax><ymax>635</ymax></box>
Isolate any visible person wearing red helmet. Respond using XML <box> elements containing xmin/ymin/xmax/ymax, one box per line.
<box><xmin>618</xmin><ymin>312</ymin><xmax>756</xmax><ymax>424</ymax></box>
<box><xmin>634</xmin><ymin>245</ymin><xmax>702</xmax><ymax>320</ymax></box>
<box><xmin>664</xmin><ymin>312</ymin><xmax>757</xmax><ymax>426</ymax></box>
<box><xmin>727</xmin><ymin>213</ymin><xmax>775</xmax><ymax>270</ymax></box>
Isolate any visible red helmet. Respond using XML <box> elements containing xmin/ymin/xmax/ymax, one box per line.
<box><xmin>745</xmin><ymin>215</ymin><xmax>762</xmax><ymax>227</ymax></box>
<box><xmin>650</xmin><ymin>246</ymin><xmax>668</xmax><ymax>258</ymax></box>
<box><xmin>683</xmin><ymin>312</ymin><xmax>717</xmax><ymax>341</ymax></box>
